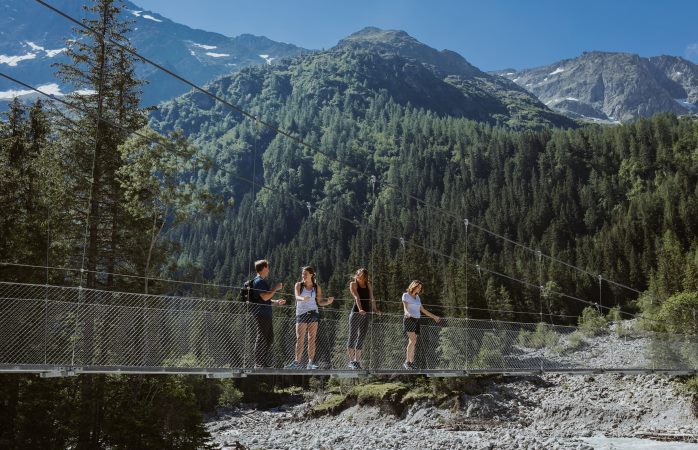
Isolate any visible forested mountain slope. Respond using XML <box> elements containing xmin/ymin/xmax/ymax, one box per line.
<box><xmin>150</xmin><ymin>29</ymin><xmax>697</xmax><ymax>321</ymax></box>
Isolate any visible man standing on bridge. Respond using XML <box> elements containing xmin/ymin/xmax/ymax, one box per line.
<box><xmin>251</xmin><ymin>259</ymin><xmax>285</xmax><ymax>368</ymax></box>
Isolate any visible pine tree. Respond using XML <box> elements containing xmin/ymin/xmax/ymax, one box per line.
<box><xmin>53</xmin><ymin>0</ymin><xmax>147</xmax><ymax>289</ymax></box>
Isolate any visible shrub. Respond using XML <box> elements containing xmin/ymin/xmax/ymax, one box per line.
<box><xmin>565</xmin><ymin>331</ymin><xmax>585</xmax><ymax>351</ymax></box>
<box><xmin>517</xmin><ymin>322</ymin><xmax>559</xmax><ymax>349</ymax></box>
<box><xmin>217</xmin><ymin>379</ymin><xmax>243</xmax><ymax>408</ymax></box>
<box><xmin>578</xmin><ymin>306</ymin><xmax>607</xmax><ymax>337</ymax></box>
<box><xmin>635</xmin><ymin>291</ymin><xmax>663</xmax><ymax>331</ymax></box>
<box><xmin>473</xmin><ymin>332</ymin><xmax>505</xmax><ymax>369</ymax></box>
<box><xmin>606</xmin><ymin>306</ymin><xmax>623</xmax><ymax>322</ymax></box>
<box><xmin>657</xmin><ymin>291</ymin><xmax>698</xmax><ymax>335</ymax></box>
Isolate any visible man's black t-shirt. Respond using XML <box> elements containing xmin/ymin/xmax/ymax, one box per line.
<box><xmin>251</xmin><ymin>275</ymin><xmax>272</xmax><ymax>317</ymax></box>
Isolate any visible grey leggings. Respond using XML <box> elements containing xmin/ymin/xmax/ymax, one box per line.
<box><xmin>347</xmin><ymin>312</ymin><xmax>370</xmax><ymax>350</ymax></box>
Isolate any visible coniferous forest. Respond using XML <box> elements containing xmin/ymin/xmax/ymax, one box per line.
<box><xmin>1</xmin><ymin>0</ymin><xmax>698</xmax><ymax>448</ymax></box>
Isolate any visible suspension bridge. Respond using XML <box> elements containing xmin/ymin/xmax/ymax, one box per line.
<box><xmin>1</xmin><ymin>1</ymin><xmax>697</xmax><ymax>378</ymax></box>
<box><xmin>0</xmin><ymin>280</ymin><xmax>696</xmax><ymax>378</ymax></box>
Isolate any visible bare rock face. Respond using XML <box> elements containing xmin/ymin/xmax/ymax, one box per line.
<box><xmin>494</xmin><ymin>51</ymin><xmax>698</xmax><ymax>123</ymax></box>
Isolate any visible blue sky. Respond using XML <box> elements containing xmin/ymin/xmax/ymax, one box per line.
<box><xmin>134</xmin><ymin>0</ymin><xmax>698</xmax><ymax>71</ymax></box>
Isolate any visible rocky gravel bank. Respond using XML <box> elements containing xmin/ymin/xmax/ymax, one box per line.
<box><xmin>207</xmin><ymin>373</ymin><xmax>698</xmax><ymax>449</ymax></box>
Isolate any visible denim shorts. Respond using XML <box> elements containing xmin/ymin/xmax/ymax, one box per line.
<box><xmin>296</xmin><ymin>310</ymin><xmax>319</xmax><ymax>324</ymax></box>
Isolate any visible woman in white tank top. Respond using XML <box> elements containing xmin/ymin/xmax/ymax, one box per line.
<box><xmin>285</xmin><ymin>266</ymin><xmax>334</xmax><ymax>369</ymax></box>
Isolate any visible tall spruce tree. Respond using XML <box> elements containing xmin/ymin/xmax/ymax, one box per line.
<box><xmin>54</xmin><ymin>0</ymin><xmax>147</xmax><ymax>289</ymax></box>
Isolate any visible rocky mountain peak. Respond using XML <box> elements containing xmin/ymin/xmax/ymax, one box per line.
<box><xmin>336</xmin><ymin>27</ymin><xmax>481</xmax><ymax>78</ymax></box>
<box><xmin>495</xmin><ymin>51</ymin><xmax>698</xmax><ymax>122</ymax></box>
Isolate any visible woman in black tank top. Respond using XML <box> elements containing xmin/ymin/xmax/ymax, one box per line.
<box><xmin>346</xmin><ymin>268</ymin><xmax>380</xmax><ymax>369</ymax></box>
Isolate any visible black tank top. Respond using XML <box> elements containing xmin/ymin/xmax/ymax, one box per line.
<box><xmin>352</xmin><ymin>283</ymin><xmax>371</xmax><ymax>313</ymax></box>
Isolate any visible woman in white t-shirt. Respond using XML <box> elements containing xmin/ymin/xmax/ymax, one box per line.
<box><xmin>401</xmin><ymin>280</ymin><xmax>440</xmax><ymax>370</ymax></box>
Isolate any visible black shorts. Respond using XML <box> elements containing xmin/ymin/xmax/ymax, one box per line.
<box><xmin>296</xmin><ymin>310</ymin><xmax>319</xmax><ymax>324</ymax></box>
<box><xmin>403</xmin><ymin>317</ymin><xmax>420</xmax><ymax>335</ymax></box>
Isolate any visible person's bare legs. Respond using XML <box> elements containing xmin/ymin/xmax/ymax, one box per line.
<box><xmin>295</xmin><ymin>322</ymin><xmax>308</xmax><ymax>362</ymax></box>
<box><xmin>406</xmin><ymin>332</ymin><xmax>417</xmax><ymax>363</ymax></box>
<box><xmin>307</xmin><ymin>322</ymin><xmax>318</xmax><ymax>362</ymax></box>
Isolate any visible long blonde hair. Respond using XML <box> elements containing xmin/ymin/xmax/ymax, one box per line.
<box><xmin>353</xmin><ymin>268</ymin><xmax>371</xmax><ymax>285</ymax></box>
<box><xmin>406</xmin><ymin>280</ymin><xmax>423</xmax><ymax>296</ymax></box>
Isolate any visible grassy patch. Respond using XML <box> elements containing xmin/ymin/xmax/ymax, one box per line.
<box><xmin>310</xmin><ymin>394</ymin><xmax>348</xmax><ymax>416</ymax></box>
<box><xmin>350</xmin><ymin>382</ymin><xmax>409</xmax><ymax>405</ymax></box>
<box><xmin>565</xmin><ymin>330</ymin><xmax>586</xmax><ymax>351</ymax></box>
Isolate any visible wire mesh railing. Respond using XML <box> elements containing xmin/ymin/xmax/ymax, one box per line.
<box><xmin>0</xmin><ymin>281</ymin><xmax>696</xmax><ymax>376</ymax></box>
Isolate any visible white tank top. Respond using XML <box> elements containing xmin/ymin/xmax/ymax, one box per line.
<box><xmin>296</xmin><ymin>284</ymin><xmax>318</xmax><ymax>316</ymax></box>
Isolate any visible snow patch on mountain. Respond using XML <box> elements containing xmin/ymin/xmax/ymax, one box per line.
<box><xmin>675</xmin><ymin>98</ymin><xmax>696</xmax><ymax>111</ymax></box>
<box><xmin>0</xmin><ymin>52</ymin><xmax>36</xmax><ymax>66</ymax></box>
<box><xmin>26</xmin><ymin>41</ymin><xmax>43</xmax><ymax>51</ymax></box>
<box><xmin>191</xmin><ymin>43</ymin><xmax>217</xmax><ymax>50</ymax></box>
<box><xmin>206</xmin><ymin>52</ymin><xmax>229</xmax><ymax>58</ymax></box>
<box><xmin>259</xmin><ymin>54</ymin><xmax>274</xmax><ymax>64</ymax></box>
<box><xmin>0</xmin><ymin>83</ymin><xmax>96</xmax><ymax>100</ymax></box>
<box><xmin>45</xmin><ymin>48</ymin><xmax>65</xmax><ymax>57</ymax></box>
<box><xmin>549</xmin><ymin>67</ymin><xmax>565</xmax><ymax>75</ymax></box>
<box><xmin>0</xmin><ymin>82</ymin><xmax>61</xmax><ymax>100</ymax></box>
<box><xmin>23</xmin><ymin>41</ymin><xmax>65</xmax><ymax>58</ymax></box>
<box><xmin>141</xmin><ymin>14</ymin><xmax>162</xmax><ymax>23</ymax></box>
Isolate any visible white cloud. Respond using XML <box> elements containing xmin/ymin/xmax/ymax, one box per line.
<box><xmin>686</xmin><ymin>43</ymin><xmax>698</xmax><ymax>61</ymax></box>
<box><xmin>259</xmin><ymin>54</ymin><xmax>274</xmax><ymax>64</ymax></box>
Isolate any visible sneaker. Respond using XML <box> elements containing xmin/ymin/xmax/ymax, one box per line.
<box><xmin>284</xmin><ymin>361</ymin><xmax>301</xmax><ymax>369</ymax></box>
<box><xmin>354</xmin><ymin>361</ymin><xmax>363</xmax><ymax>370</ymax></box>
<box><xmin>403</xmin><ymin>362</ymin><xmax>415</xmax><ymax>370</ymax></box>
<box><xmin>348</xmin><ymin>361</ymin><xmax>357</xmax><ymax>370</ymax></box>
<box><xmin>306</xmin><ymin>362</ymin><xmax>319</xmax><ymax>369</ymax></box>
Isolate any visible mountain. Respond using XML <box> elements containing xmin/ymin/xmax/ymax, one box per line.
<box><xmin>146</xmin><ymin>27</ymin><xmax>590</xmax><ymax>296</ymax></box>
<box><xmin>0</xmin><ymin>0</ymin><xmax>306</xmax><ymax>106</ymax></box>
<box><xmin>153</xmin><ymin>27</ymin><xmax>574</xmax><ymax>135</ymax></box>
<box><xmin>493</xmin><ymin>52</ymin><xmax>698</xmax><ymax>123</ymax></box>
<box><xmin>332</xmin><ymin>27</ymin><xmax>575</xmax><ymax>129</ymax></box>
